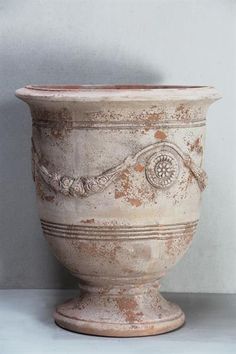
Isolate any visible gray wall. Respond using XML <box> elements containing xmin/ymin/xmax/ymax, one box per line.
<box><xmin>1</xmin><ymin>0</ymin><xmax>236</xmax><ymax>292</ymax></box>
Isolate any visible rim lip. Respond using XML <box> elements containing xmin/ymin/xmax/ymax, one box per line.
<box><xmin>15</xmin><ymin>84</ymin><xmax>221</xmax><ymax>102</ymax></box>
<box><xmin>25</xmin><ymin>84</ymin><xmax>208</xmax><ymax>91</ymax></box>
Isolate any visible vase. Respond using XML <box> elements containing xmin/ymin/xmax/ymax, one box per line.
<box><xmin>16</xmin><ymin>85</ymin><xmax>220</xmax><ymax>337</ymax></box>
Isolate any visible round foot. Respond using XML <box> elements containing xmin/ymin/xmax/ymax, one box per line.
<box><xmin>54</xmin><ymin>282</ymin><xmax>185</xmax><ymax>337</ymax></box>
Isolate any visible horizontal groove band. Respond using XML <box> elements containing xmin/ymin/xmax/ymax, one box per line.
<box><xmin>41</xmin><ymin>219</ymin><xmax>198</xmax><ymax>231</ymax></box>
<box><xmin>43</xmin><ymin>230</ymin><xmax>194</xmax><ymax>241</ymax></box>
<box><xmin>41</xmin><ymin>226</ymin><xmax>196</xmax><ymax>236</ymax></box>
<box><xmin>41</xmin><ymin>219</ymin><xmax>198</xmax><ymax>241</ymax></box>
<box><xmin>41</xmin><ymin>224</ymin><xmax>197</xmax><ymax>235</ymax></box>
<box><xmin>33</xmin><ymin>120</ymin><xmax>205</xmax><ymax>129</ymax></box>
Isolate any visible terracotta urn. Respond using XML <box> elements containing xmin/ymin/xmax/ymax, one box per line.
<box><xmin>16</xmin><ymin>85</ymin><xmax>220</xmax><ymax>337</ymax></box>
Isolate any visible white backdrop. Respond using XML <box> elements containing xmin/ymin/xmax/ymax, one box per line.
<box><xmin>1</xmin><ymin>0</ymin><xmax>236</xmax><ymax>292</ymax></box>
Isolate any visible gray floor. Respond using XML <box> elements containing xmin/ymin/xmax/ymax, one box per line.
<box><xmin>0</xmin><ymin>290</ymin><xmax>235</xmax><ymax>354</ymax></box>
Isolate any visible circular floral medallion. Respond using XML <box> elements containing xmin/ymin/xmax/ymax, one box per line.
<box><xmin>145</xmin><ymin>151</ymin><xmax>179</xmax><ymax>189</ymax></box>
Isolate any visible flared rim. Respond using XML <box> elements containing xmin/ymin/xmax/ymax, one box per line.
<box><xmin>16</xmin><ymin>84</ymin><xmax>221</xmax><ymax>103</ymax></box>
<box><xmin>25</xmin><ymin>84</ymin><xmax>207</xmax><ymax>91</ymax></box>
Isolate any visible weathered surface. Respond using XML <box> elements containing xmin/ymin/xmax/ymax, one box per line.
<box><xmin>16</xmin><ymin>85</ymin><xmax>221</xmax><ymax>337</ymax></box>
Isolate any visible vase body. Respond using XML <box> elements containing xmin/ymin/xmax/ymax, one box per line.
<box><xmin>16</xmin><ymin>85</ymin><xmax>220</xmax><ymax>337</ymax></box>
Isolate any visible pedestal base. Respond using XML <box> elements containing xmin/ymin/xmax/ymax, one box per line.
<box><xmin>54</xmin><ymin>282</ymin><xmax>185</xmax><ymax>337</ymax></box>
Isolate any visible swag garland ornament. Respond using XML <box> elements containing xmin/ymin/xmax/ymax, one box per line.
<box><xmin>32</xmin><ymin>139</ymin><xmax>207</xmax><ymax>198</ymax></box>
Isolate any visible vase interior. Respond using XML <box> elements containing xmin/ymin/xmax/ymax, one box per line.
<box><xmin>26</xmin><ymin>84</ymin><xmax>207</xmax><ymax>91</ymax></box>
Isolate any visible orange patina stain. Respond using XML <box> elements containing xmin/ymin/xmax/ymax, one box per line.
<box><xmin>134</xmin><ymin>163</ymin><xmax>145</xmax><ymax>172</ymax></box>
<box><xmin>117</xmin><ymin>169</ymin><xmax>130</xmax><ymax>194</ymax></box>
<box><xmin>154</xmin><ymin>130</ymin><xmax>167</xmax><ymax>140</ymax></box>
<box><xmin>188</xmin><ymin>137</ymin><xmax>203</xmax><ymax>154</ymax></box>
<box><xmin>147</xmin><ymin>112</ymin><xmax>164</xmax><ymax>122</ymax></box>
<box><xmin>114</xmin><ymin>167</ymin><xmax>155</xmax><ymax>205</ymax></box>
<box><xmin>116</xmin><ymin>298</ymin><xmax>143</xmax><ymax>323</ymax></box>
<box><xmin>115</xmin><ymin>191</ymin><xmax>125</xmax><ymax>199</ymax></box>
<box><xmin>175</xmin><ymin>104</ymin><xmax>191</xmax><ymax>121</ymax></box>
<box><xmin>141</xmin><ymin>112</ymin><xmax>165</xmax><ymax>134</ymax></box>
<box><xmin>128</xmin><ymin>198</ymin><xmax>142</xmax><ymax>207</ymax></box>
<box><xmin>79</xmin><ymin>242</ymin><xmax>118</xmax><ymax>259</ymax></box>
<box><xmin>114</xmin><ymin>169</ymin><xmax>131</xmax><ymax>201</ymax></box>
<box><xmin>166</xmin><ymin>231</ymin><xmax>193</xmax><ymax>258</ymax></box>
